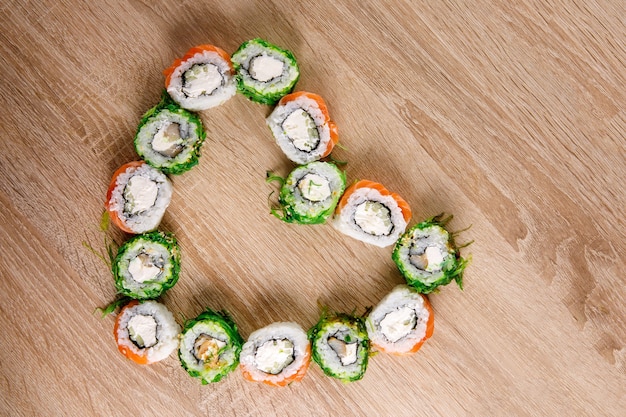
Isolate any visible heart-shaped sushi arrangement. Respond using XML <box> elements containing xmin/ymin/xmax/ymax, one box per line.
<box><xmin>100</xmin><ymin>39</ymin><xmax>470</xmax><ymax>385</ymax></box>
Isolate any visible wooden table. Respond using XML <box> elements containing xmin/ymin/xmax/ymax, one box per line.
<box><xmin>1</xmin><ymin>1</ymin><xmax>624</xmax><ymax>415</ymax></box>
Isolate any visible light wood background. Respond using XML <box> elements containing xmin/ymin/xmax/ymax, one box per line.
<box><xmin>1</xmin><ymin>0</ymin><xmax>624</xmax><ymax>416</ymax></box>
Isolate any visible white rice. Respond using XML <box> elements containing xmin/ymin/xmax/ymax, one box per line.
<box><xmin>239</xmin><ymin>322</ymin><xmax>310</xmax><ymax>384</ymax></box>
<box><xmin>332</xmin><ymin>186</ymin><xmax>408</xmax><ymax>247</ymax></box>
<box><xmin>266</xmin><ymin>95</ymin><xmax>331</xmax><ymax>164</ymax></box>
<box><xmin>108</xmin><ymin>163</ymin><xmax>172</xmax><ymax>234</ymax></box>
<box><xmin>366</xmin><ymin>285</ymin><xmax>431</xmax><ymax>354</ymax></box>
<box><xmin>115</xmin><ymin>300</ymin><xmax>180</xmax><ymax>364</ymax></box>
<box><xmin>166</xmin><ymin>50</ymin><xmax>236</xmax><ymax>111</ymax></box>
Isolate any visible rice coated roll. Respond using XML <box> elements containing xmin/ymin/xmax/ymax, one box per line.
<box><xmin>269</xmin><ymin>161</ymin><xmax>346</xmax><ymax>224</ymax></box>
<box><xmin>239</xmin><ymin>322</ymin><xmax>311</xmax><ymax>387</ymax></box>
<box><xmin>308</xmin><ymin>312</ymin><xmax>370</xmax><ymax>382</ymax></box>
<box><xmin>134</xmin><ymin>92</ymin><xmax>206</xmax><ymax>175</ymax></box>
<box><xmin>231</xmin><ymin>38</ymin><xmax>299</xmax><ymax>105</ymax></box>
<box><xmin>164</xmin><ymin>44</ymin><xmax>236</xmax><ymax>111</ymax></box>
<box><xmin>178</xmin><ymin>309</ymin><xmax>244</xmax><ymax>384</ymax></box>
<box><xmin>366</xmin><ymin>285</ymin><xmax>434</xmax><ymax>355</ymax></box>
<box><xmin>332</xmin><ymin>180</ymin><xmax>411</xmax><ymax>247</ymax></box>
<box><xmin>114</xmin><ymin>300</ymin><xmax>180</xmax><ymax>364</ymax></box>
<box><xmin>105</xmin><ymin>161</ymin><xmax>173</xmax><ymax>234</ymax></box>
<box><xmin>392</xmin><ymin>214</ymin><xmax>469</xmax><ymax>293</ymax></box>
<box><xmin>112</xmin><ymin>231</ymin><xmax>181</xmax><ymax>299</ymax></box>
<box><xmin>266</xmin><ymin>92</ymin><xmax>339</xmax><ymax>164</ymax></box>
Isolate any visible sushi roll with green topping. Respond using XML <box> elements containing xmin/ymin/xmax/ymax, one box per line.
<box><xmin>231</xmin><ymin>38</ymin><xmax>299</xmax><ymax>105</ymax></box>
<box><xmin>134</xmin><ymin>92</ymin><xmax>206</xmax><ymax>175</ymax></box>
<box><xmin>392</xmin><ymin>214</ymin><xmax>469</xmax><ymax>293</ymax></box>
<box><xmin>112</xmin><ymin>231</ymin><xmax>181</xmax><ymax>299</ymax></box>
<box><xmin>366</xmin><ymin>285</ymin><xmax>434</xmax><ymax>355</ymax></box>
<box><xmin>308</xmin><ymin>312</ymin><xmax>370</xmax><ymax>382</ymax></box>
<box><xmin>178</xmin><ymin>309</ymin><xmax>244</xmax><ymax>384</ymax></box>
<box><xmin>268</xmin><ymin>161</ymin><xmax>346</xmax><ymax>224</ymax></box>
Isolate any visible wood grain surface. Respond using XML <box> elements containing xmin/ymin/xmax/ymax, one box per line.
<box><xmin>1</xmin><ymin>0</ymin><xmax>624</xmax><ymax>416</ymax></box>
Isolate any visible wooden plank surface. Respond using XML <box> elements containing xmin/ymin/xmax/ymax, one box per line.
<box><xmin>1</xmin><ymin>0</ymin><xmax>624</xmax><ymax>415</ymax></box>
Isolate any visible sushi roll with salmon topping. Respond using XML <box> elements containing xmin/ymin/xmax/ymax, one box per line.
<box><xmin>114</xmin><ymin>300</ymin><xmax>180</xmax><ymax>365</ymax></box>
<box><xmin>268</xmin><ymin>161</ymin><xmax>346</xmax><ymax>224</ymax></box>
<box><xmin>164</xmin><ymin>44</ymin><xmax>236</xmax><ymax>111</ymax></box>
<box><xmin>239</xmin><ymin>322</ymin><xmax>311</xmax><ymax>387</ymax></box>
<box><xmin>393</xmin><ymin>214</ymin><xmax>470</xmax><ymax>293</ymax></box>
<box><xmin>231</xmin><ymin>38</ymin><xmax>299</xmax><ymax>105</ymax></box>
<box><xmin>105</xmin><ymin>161</ymin><xmax>173</xmax><ymax>234</ymax></box>
<box><xmin>366</xmin><ymin>285</ymin><xmax>434</xmax><ymax>355</ymax></box>
<box><xmin>134</xmin><ymin>92</ymin><xmax>206</xmax><ymax>175</ymax></box>
<box><xmin>178</xmin><ymin>309</ymin><xmax>244</xmax><ymax>384</ymax></box>
<box><xmin>332</xmin><ymin>180</ymin><xmax>411</xmax><ymax>247</ymax></box>
<box><xmin>266</xmin><ymin>92</ymin><xmax>339</xmax><ymax>164</ymax></box>
<box><xmin>112</xmin><ymin>231</ymin><xmax>181</xmax><ymax>300</ymax></box>
<box><xmin>308</xmin><ymin>312</ymin><xmax>370</xmax><ymax>382</ymax></box>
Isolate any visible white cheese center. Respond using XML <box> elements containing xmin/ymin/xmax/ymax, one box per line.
<box><xmin>298</xmin><ymin>173</ymin><xmax>331</xmax><ymax>202</ymax></box>
<box><xmin>194</xmin><ymin>335</ymin><xmax>226</xmax><ymax>364</ymax></box>
<box><xmin>249</xmin><ymin>55</ymin><xmax>284</xmax><ymax>82</ymax></box>
<box><xmin>124</xmin><ymin>175</ymin><xmax>158</xmax><ymax>214</ymax></box>
<box><xmin>152</xmin><ymin>122</ymin><xmax>183</xmax><ymax>157</ymax></box>
<box><xmin>182</xmin><ymin>63</ymin><xmax>222</xmax><ymax>97</ymax></box>
<box><xmin>327</xmin><ymin>336</ymin><xmax>358</xmax><ymax>366</ymax></box>
<box><xmin>128</xmin><ymin>255</ymin><xmax>161</xmax><ymax>283</ymax></box>
<box><xmin>353</xmin><ymin>201</ymin><xmax>392</xmax><ymax>236</ymax></box>
<box><xmin>282</xmin><ymin>109</ymin><xmax>319</xmax><ymax>152</ymax></box>
<box><xmin>425</xmin><ymin>246</ymin><xmax>445</xmax><ymax>272</ymax></box>
<box><xmin>127</xmin><ymin>314</ymin><xmax>158</xmax><ymax>348</ymax></box>
<box><xmin>254</xmin><ymin>339</ymin><xmax>294</xmax><ymax>374</ymax></box>
<box><xmin>380</xmin><ymin>307</ymin><xmax>417</xmax><ymax>343</ymax></box>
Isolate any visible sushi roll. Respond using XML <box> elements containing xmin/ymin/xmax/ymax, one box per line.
<box><xmin>332</xmin><ymin>180</ymin><xmax>411</xmax><ymax>248</ymax></box>
<box><xmin>269</xmin><ymin>161</ymin><xmax>346</xmax><ymax>224</ymax></box>
<box><xmin>366</xmin><ymin>285</ymin><xmax>434</xmax><ymax>355</ymax></box>
<box><xmin>134</xmin><ymin>92</ymin><xmax>206</xmax><ymax>175</ymax></box>
<box><xmin>105</xmin><ymin>161</ymin><xmax>173</xmax><ymax>234</ymax></box>
<box><xmin>266</xmin><ymin>92</ymin><xmax>339</xmax><ymax>164</ymax></box>
<box><xmin>112</xmin><ymin>231</ymin><xmax>181</xmax><ymax>299</ymax></box>
<box><xmin>239</xmin><ymin>322</ymin><xmax>311</xmax><ymax>387</ymax></box>
<box><xmin>231</xmin><ymin>38</ymin><xmax>299</xmax><ymax>105</ymax></box>
<box><xmin>164</xmin><ymin>44</ymin><xmax>236</xmax><ymax>111</ymax></box>
<box><xmin>113</xmin><ymin>300</ymin><xmax>180</xmax><ymax>364</ymax></box>
<box><xmin>308</xmin><ymin>312</ymin><xmax>369</xmax><ymax>382</ymax></box>
<box><xmin>178</xmin><ymin>309</ymin><xmax>244</xmax><ymax>384</ymax></box>
<box><xmin>392</xmin><ymin>214</ymin><xmax>470</xmax><ymax>293</ymax></box>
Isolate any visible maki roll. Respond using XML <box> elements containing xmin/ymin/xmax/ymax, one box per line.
<box><xmin>112</xmin><ymin>231</ymin><xmax>181</xmax><ymax>299</ymax></box>
<box><xmin>164</xmin><ymin>44</ymin><xmax>236</xmax><ymax>111</ymax></box>
<box><xmin>308</xmin><ymin>312</ymin><xmax>369</xmax><ymax>382</ymax></box>
<box><xmin>392</xmin><ymin>214</ymin><xmax>470</xmax><ymax>293</ymax></box>
<box><xmin>105</xmin><ymin>161</ymin><xmax>173</xmax><ymax>234</ymax></box>
<box><xmin>366</xmin><ymin>285</ymin><xmax>434</xmax><ymax>355</ymax></box>
<box><xmin>134</xmin><ymin>92</ymin><xmax>206</xmax><ymax>175</ymax></box>
<box><xmin>239</xmin><ymin>322</ymin><xmax>311</xmax><ymax>387</ymax></box>
<box><xmin>113</xmin><ymin>300</ymin><xmax>180</xmax><ymax>364</ymax></box>
<box><xmin>178</xmin><ymin>309</ymin><xmax>244</xmax><ymax>384</ymax></box>
<box><xmin>231</xmin><ymin>38</ymin><xmax>299</xmax><ymax>105</ymax></box>
<box><xmin>266</xmin><ymin>92</ymin><xmax>339</xmax><ymax>164</ymax></box>
<box><xmin>332</xmin><ymin>180</ymin><xmax>411</xmax><ymax>248</ymax></box>
<box><xmin>269</xmin><ymin>161</ymin><xmax>346</xmax><ymax>224</ymax></box>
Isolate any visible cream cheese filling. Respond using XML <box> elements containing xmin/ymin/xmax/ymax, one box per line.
<box><xmin>127</xmin><ymin>314</ymin><xmax>158</xmax><ymax>348</ymax></box>
<box><xmin>353</xmin><ymin>201</ymin><xmax>392</xmax><ymax>236</ymax></box>
<box><xmin>182</xmin><ymin>63</ymin><xmax>222</xmax><ymax>97</ymax></box>
<box><xmin>282</xmin><ymin>109</ymin><xmax>319</xmax><ymax>152</ymax></box>
<box><xmin>380</xmin><ymin>307</ymin><xmax>417</xmax><ymax>343</ymax></box>
<box><xmin>327</xmin><ymin>336</ymin><xmax>358</xmax><ymax>366</ymax></box>
<box><xmin>249</xmin><ymin>55</ymin><xmax>284</xmax><ymax>82</ymax></box>
<box><xmin>128</xmin><ymin>254</ymin><xmax>161</xmax><ymax>283</ymax></box>
<box><xmin>124</xmin><ymin>175</ymin><xmax>158</xmax><ymax>214</ymax></box>
<box><xmin>254</xmin><ymin>339</ymin><xmax>295</xmax><ymax>374</ymax></box>
<box><xmin>152</xmin><ymin>122</ymin><xmax>183</xmax><ymax>158</ymax></box>
<box><xmin>298</xmin><ymin>173</ymin><xmax>331</xmax><ymax>202</ymax></box>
